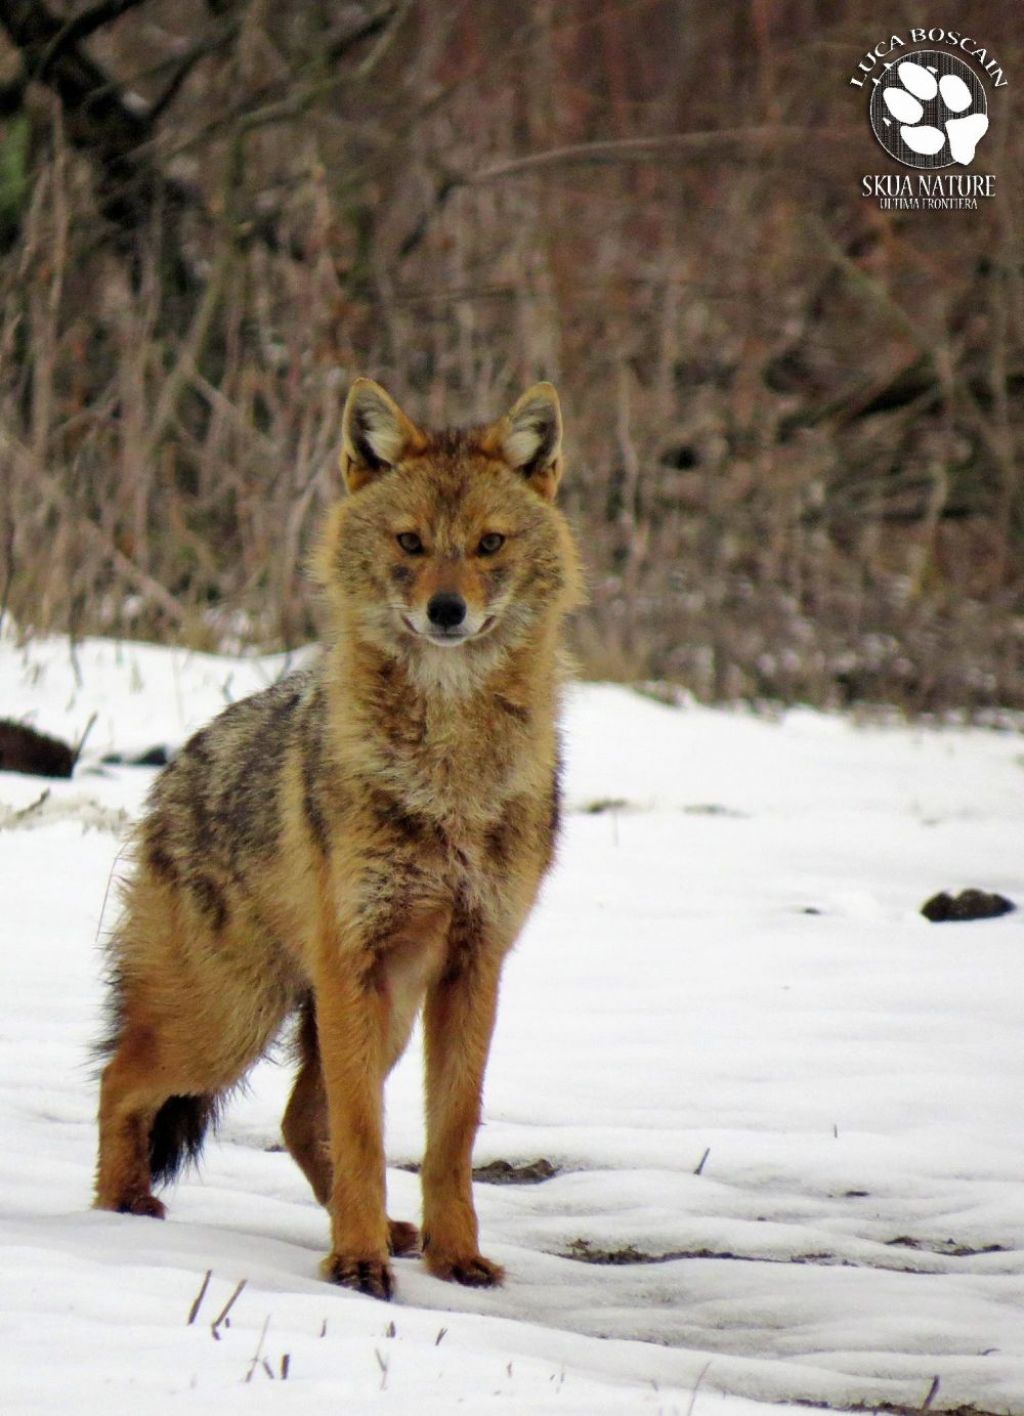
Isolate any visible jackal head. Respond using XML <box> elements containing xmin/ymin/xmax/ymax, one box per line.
<box><xmin>314</xmin><ymin>380</ymin><xmax>582</xmax><ymax>678</ymax></box>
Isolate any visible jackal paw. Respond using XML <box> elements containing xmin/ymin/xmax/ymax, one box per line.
<box><xmin>388</xmin><ymin>1219</ymin><xmax>420</xmax><ymax>1257</ymax></box>
<box><xmin>97</xmin><ymin>1191</ymin><xmax>167</xmax><ymax>1219</ymax></box>
<box><xmin>321</xmin><ymin>1252</ymin><xmax>394</xmax><ymax>1301</ymax></box>
<box><xmin>423</xmin><ymin>1249</ymin><xmax>505</xmax><ymax>1287</ymax></box>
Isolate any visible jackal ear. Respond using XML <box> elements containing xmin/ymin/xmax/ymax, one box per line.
<box><xmin>340</xmin><ymin>378</ymin><xmax>426</xmax><ymax>493</ymax></box>
<box><xmin>489</xmin><ymin>383</ymin><xmax>563</xmax><ymax>500</ymax></box>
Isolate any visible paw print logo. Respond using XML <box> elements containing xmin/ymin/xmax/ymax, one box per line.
<box><xmin>870</xmin><ymin>51</ymin><xmax>988</xmax><ymax>169</ymax></box>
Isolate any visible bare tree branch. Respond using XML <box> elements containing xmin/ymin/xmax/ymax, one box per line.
<box><xmin>145</xmin><ymin>21</ymin><xmax>240</xmax><ymax>128</ymax></box>
<box><xmin>0</xmin><ymin>72</ymin><xmax>27</xmax><ymax>115</ymax></box>
<box><xmin>1</xmin><ymin>0</ymin><xmax>175</xmax><ymax>231</ymax></box>
<box><xmin>469</xmin><ymin>128</ymin><xmax>861</xmax><ymax>183</ymax></box>
<box><xmin>122</xmin><ymin>3</ymin><xmax>399</xmax><ymax>161</ymax></box>
<box><xmin>397</xmin><ymin>173</ymin><xmax>459</xmax><ymax>260</ymax></box>
<box><xmin>40</xmin><ymin>0</ymin><xmax>149</xmax><ymax>71</ymax></box>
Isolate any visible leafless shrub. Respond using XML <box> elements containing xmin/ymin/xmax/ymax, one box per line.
<box><xmin>1</xmin><ymin>1</ymin><xmax>1022</xmax><ymax>714</ymax></box>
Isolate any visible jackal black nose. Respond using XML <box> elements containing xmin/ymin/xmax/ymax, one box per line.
<box><xmin>427</xmin><ymin>592</ymin><xmax>467</xmax><ymax>630</ymax></box>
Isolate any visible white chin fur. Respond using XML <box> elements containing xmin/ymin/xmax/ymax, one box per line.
<box><xmin>390</xmin><ymin>613</ymin><xmax>507</xmax><ymax>696</ymax></box>
<box><xmin>401</xmin><ymin>614</ymin><xmax>494</xmax><ymax>648</ymax></box>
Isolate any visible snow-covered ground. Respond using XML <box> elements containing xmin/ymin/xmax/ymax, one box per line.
<box><xmin>1</xmin><ymin>630</ymin><xmax>1022</xmax><ymax>1415</ymax></box>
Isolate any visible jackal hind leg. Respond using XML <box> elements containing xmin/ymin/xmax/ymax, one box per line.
<box><xmin>96</xmin><ymin>965</ymin><xmax>288</xmax><ymax>1219</ymax></box>
<box><xmin>95</xmin><ymin>1015</ymin><xmax>177</xmax><ymax>1218</ymax></box>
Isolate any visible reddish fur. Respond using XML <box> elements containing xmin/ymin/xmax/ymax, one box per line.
<box><xmin>94</xmin><ymin>380</ymin><xmax>582</xmax><ymax>1299</ymax></box>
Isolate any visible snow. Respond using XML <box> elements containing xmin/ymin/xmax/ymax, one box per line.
<box><xmin>1</xmin><ymin>629</ymin><xmax>1023</xmax><ymax>1415</ymax></box>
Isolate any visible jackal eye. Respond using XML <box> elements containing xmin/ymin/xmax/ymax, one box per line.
<box><xmin>396</xmin><ymin>532</ymin><xmax>424</xmax><ymax>555</ymax></box>
<box><xmin>477</xmin><ymin>533</ymin><xmax>505</xmax><ymax>556</ymax></box>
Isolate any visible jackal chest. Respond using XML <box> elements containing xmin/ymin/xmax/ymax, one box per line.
<box><xmin>333</xmin><ymin>697</ymin><xmax>554</xmax><ymax>942</ymax></box>
<box><xmin>348</xmin><ymin>772</ymin><xmax>546</xmax><ymax>945</ymax></box>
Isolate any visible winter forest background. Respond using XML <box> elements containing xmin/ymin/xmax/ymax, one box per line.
<box><xmin>1</xmin><ymin>0</ymin><xmax>1022</xmax><ymax>714</ymax></box>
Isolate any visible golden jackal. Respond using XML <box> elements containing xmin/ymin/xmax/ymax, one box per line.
<box><xmin>95</xmin><ymin>379</ymin><xmax>582</xmax><ymax>1299</ymax></box>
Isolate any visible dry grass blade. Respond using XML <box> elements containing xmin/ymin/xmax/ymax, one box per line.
<box><xmin>209</xmin><ymin>1279</ymin><xmax>246</xmax><ymax>1340</ymax></box>
<box><xmin>186</xmin><ymin>1269</ymin><xmax>212</xmax><ymax>1325</ymax></box>
<box><xmin>244</xmin><ymin>1314</ymin><xmax>271</xmax><ymax>1383</ymax></box>
<box><xmin>374</xmin><ymin>1347</ymin><xmax>389</xmax><ymax>1391</ymax></box>
<box><xmin>686</xmin><ymin>1360</ymin><xmax>713</xmax><ymax>1416</ymax></box>
<box><xmin>13</xmin><ymin>789</ymin><xmax>51</xmax><ymax>822</ymax></box>
<box><xmin>71</xmin><ymin>711</ymin><xmax>98</xmax><ymax>768</ymax></box>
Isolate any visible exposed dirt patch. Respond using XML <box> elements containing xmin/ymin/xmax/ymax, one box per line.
<box><xmin>794</xmin><ymin>1401</ymin><xmax>1002</xmax><ymax>1416</ymax></box>
<box><xmin>884</xmin><ymin>1235</ymin><xmax>1007</xmax><ymax>1258</ymax></box>
<box><xmin>561</xmin><ymin>1237</ymin><xmax>1008</xmax><ymax>1272</ymax></box>
<box><xmin>399</xmin><ymin>1157</ymin><xmax>560</xmax><ymax>1185</ymax></box>
<box><xmin>921</xmin><ymin>889</ymin><xmax>1015</xmax><ymax>922</ymax></box>
<box><xmin>473</xmin><ymin>1158</ymin><xmax>560</xmax><ymax>1185</ymax></box>
<box><xmin>0</xmin><ymin>720</ymin><xmax>75</xmax><ymax>778</ymax></box>
<box><xmin>561</xmin><ymin>1238</ymin><xmax>854</xmax><ymax>1268</ymax></box>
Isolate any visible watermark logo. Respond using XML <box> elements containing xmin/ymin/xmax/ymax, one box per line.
<box><xmin>850</xmin><ymin>28</ymin><xmax>1005</xmax><ymax>210</ymax></box>
<box><xmin>870</xmin><ymin>52</ymin><xmax>987</xmax><ymax>168</ymax></box>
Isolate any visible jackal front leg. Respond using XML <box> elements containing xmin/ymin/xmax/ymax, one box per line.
<box><xmin>315</xmin><ymin>893</ymin><xmax>451</xmax><ymax>1299</ymax></box>
<box><xmin>421</xmin><ymin>955</ymin><xmax>505</xmax><ymax>1287</ymax></box>
<box><xmin>284</xmin><ymin>992</ymin><xmax>421</xmax><ymax>1260</ymax></box>
<box><xmin>314</xmin><ymin>940</ymin><xmax>394</xmax><ymax>1300</ymax></box>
